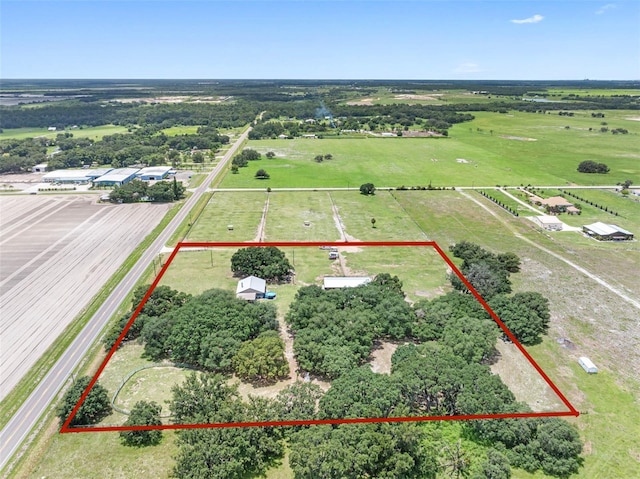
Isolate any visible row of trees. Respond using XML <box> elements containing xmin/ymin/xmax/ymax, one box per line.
<box><xmin>109</xmin><ymin>178</ymin><xmax>185</xmax><ymax>203</ymax></box>
<box><xmin>0</xmin><ymin>125</ymin><xmax>229</xmax><ymax>173</ymax></box>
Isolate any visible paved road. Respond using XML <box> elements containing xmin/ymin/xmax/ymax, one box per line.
<box><xmin>0</xmin><ymin>126</ymin><xmax>250</xmax><ymax>471</ymax></box>
<box><xmin>210</xmin><ymin>185</ymin><xmax>637</xmax><ymax>192</ymax></box>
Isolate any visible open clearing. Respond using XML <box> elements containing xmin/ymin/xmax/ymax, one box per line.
<box><xmin>0</xmin><ymin>195</ymin><xmax>171</xmax><ymax>401</ymax></box>
<box><xmin>220</xmin><ymin>110</ymin><xmax>639</xmax><ymax>188</ymax></box>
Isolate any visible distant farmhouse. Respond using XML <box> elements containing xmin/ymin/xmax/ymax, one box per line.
<box><xmin>528</xmin><ymin>194</ymin><xmax>579</xmax><ymax>214</ymax></box>
<box><xmin>583</xmin><ymin>222</ymin><xmax>633</xmax><ymax>241</ymax></box>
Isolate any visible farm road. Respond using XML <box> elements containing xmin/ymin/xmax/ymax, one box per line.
<box><xmin>0</xmin><ymin>125</ymin><xmax>251</xmax><ymax>471</ymax></box>
<box><xmin>460</xmin><ymin>190</ymin><xmax>640</xmax><ymax>312</ymax></box>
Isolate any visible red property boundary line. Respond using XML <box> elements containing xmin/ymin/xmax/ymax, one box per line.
<box><xmin>60</xmin><ymin>241</ymin><xmax>578</xmax><ymax>433</ymax></box>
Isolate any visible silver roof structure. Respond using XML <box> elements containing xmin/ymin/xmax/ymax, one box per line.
<box><xmin>323</xmin><ymin>277</ymin><xmax>371</xmax><ymax>289</ymax></box>
<box><xmin>93</xmin><ymin>168</ymin><xmax>140</xmax><ymax>183</ymax></box>
<box><xmin>583</xmin><ymin>222</ymin><xmax>633</xmax><ymax>236</ymax></box>
<box><xmin>236</xmin><ymin>276</ymin><xmax>266</xmax><ymax>295</ymax></box>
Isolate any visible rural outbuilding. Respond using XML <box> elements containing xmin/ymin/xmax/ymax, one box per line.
<box><xmin>323</xmin><ymin>277</ymin><xmax>371</xmax><ymax>289</ymax></box>
<box><xmin>532</xmin><ymin>215</ymin><xmax>563</xmax><ymax>231</ymax></box>
<box><xmin>583</xmin><ymin>222</ymin><xmax>633</xmax><ymax>241</ymax></box>
<box><xmin>32</xmin><ymin>163</ymin><xmax>48</xmax><ymax>173</ymax></box>
<box><xmin>578</xmin><ymin>356</ymin><xmax>598</xmax><ymax>374</ymax></box>
<box><xmin>236</xmin><ymin>276</ymin><xmax>266</xmax><ymax>301</ymax></box>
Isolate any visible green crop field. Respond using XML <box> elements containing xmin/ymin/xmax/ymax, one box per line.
<box><xmin>219</xmin><ymin>111</ymin><xmax>639</xmax><ymax>189</ymax></box>
<box><xmin>0</xmin><ymin>124</ymin><xmax>128</xmax><ymax>141</ymax></box>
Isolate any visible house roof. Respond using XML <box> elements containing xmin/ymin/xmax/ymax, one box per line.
<box><xmin>236</xmin><ymin>276</ymin><xmax>266</xmax><ymax>294</ymax></box>
<box><xmin>583</xmin><ymin>222</ymin><xmax>633</xmax><ymax>236</ymax></box>
<box><xmin>323</xmin><ymin>277</ymin><xmax>371</xmax><ymax>289</ymax></box>
<box><xmin>535</xmin><ymin>215</ymin><xmax>562</xmax><ymax>225</ymax></box>
<box><xmin>540</xmin><ymin>196</ymin><xmax>573</xmax><ymax>207</ymax></box>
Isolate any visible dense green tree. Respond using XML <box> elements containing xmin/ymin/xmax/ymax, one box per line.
<box><xmin>57</xmin><ymin>376</ymin><xmax>112</xmax><ymax>426</ymax></box>
<box><xmin>392</xmin><ymin>343</ymin><xmax>467</xmax><ymax>415</ymax></box>
<box><xmin>104</xmin><ymin>285</ymin><xmax>190</xmax><ymax>350</ymax></box>
<box><xmin>441</xmin><ymin>316</ymin><xmax>498</xmax><ymax>363</ymax></box>
<box><xmin>577</xmin><ymin>160</ymin><xmax>609</xmax><ymax>173</ymax></box>
<box><xmin>148</xmin><ymin>181</ymin><xmax>177</xmax><ymax>201</ymax></box>
<box><xmin>170</xmin><ymin>373</ymin><xmax>283</xmax><ymax>479</ymax></box>
<box><xmin>319</xmin><ymin>367</ymin><xmax>402</xmax><ymax>419</ymax></box>
<box><xmin>233</xmin><ymin>331</ymin><xmax>289</xmax><ymax>383</ymax></box>
<box><xmin>452</xmin><ymin>262</ymin><xmax>512</xmax><ymax>300</ymax></box>
<box><xmin>532</xmin><ymin>419</ymin><xmax>583</xmax><ymax>478</ymax></box>
<box><xmin>110</xmin><ymin>179</ymin><xmax>148</xmax><ymax>203</ymax></box>
<box><xmin>255</xmin><ymin>168</ymin><xmax>270</xmax><ymax>179</ymax></box>
<box><xmin>192</xmin><ymin>151</ymin><xmax>204</xmax><ymax>163</ymax></box>
<box><xmin>412</xmin><ymin>292</ymin><xmax>488</xmax><ymax>341</ymax></box>
<box><xmin>489</xmin><ymin>293</ymin><xmax>550</xmax><ymax>345</ymax></box>
<box><xmin>275</xmin><ymin>381</ymin><xmax>323</xmax><ymax>422</ymax></box>
<box><xmin>230</xmin><ymin>246</ymin><xmax>293</xmax><ymax>282</ymax></box>
<box><xmin>359</xmin><ymin>182</ymin><xmax>376</xmax><ymax>195</ymax></box>
<box><xmin>475</xmin><ymin>449</ymin><xmax>511</xmax><ymax>479</ymax></box>
<box><xmin>120</xmin><ymin>400</ymin><xmax>163</xmax><ymax>447</ymax></box>
<box><xmin>286</xmin><ymin>279</ymin><xmax>414</xmax><ymax>378</ymax></box>
<box><xmin>289</xmin><ymin>422</ymin><xmax>437</xmax><ymax>479</ymax></box>
<box><xmin>496</xmin><ymin>252</ymin><xmax>521</xmax><ymax>273</ymax></box>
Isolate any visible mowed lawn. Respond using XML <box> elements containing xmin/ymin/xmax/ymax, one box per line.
<box><xmin>218</xmin><ymin>110</ymin><xmax>639</xmax><ymax>188</ymax></box>
<box><xmin>187</xmin><ymin>191</ymin><xmax>267</xmax><ymax>242</ymax></box>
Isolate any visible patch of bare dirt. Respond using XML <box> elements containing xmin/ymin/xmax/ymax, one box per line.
<box><xmin>368</xmin><ymin>341</ymin><xmax>405</xmax><ymax>374</ymax></box>
<box><xmin>402</xmin><ymin>131</ymin><xmax>445</xmax><ymax>137</ymax></box>
<box><xmin>346</xmin><ymin>98</ymin><xmax>376</xmax><ymax>106</ymax></box>
<box><xmin>490</xmin><ymin>340</ymin><xmax>566</xmax><ymax>412</ymax></box>
<box><xmin>393</xmin><ymin>94</ymin><xmax>442</xmax><ymax>101</ymax></box>
<box><xmin>500</xmin><ymin>135</ymin><xmax>537</xmax><ymax>141</ymax></box>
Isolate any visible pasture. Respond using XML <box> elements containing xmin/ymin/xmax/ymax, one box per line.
<box><xmin>0</xmin><ymin>124</ymin><xmax>128</xmax><ymax>141</ymax></box>
<box><xmin>14</xmin><ymin>189</ymin><xmax>640</xmax><ymax>479</ymax></box>
<box><xmin>219</xmin><ymin>110</ymin><xmax>639</xmax><ymax>188</ymax></box>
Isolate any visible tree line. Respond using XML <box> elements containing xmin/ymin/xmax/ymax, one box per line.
<box><xmin>90</xmin><ymin>245</ymin><xmax>578</xmax><ymax>478</ymax></box>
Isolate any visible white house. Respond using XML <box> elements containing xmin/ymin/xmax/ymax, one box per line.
<box><xmin>236</xmin><ymin>276</ymin><xmax>266</xmax><ymax>300</ymax></box>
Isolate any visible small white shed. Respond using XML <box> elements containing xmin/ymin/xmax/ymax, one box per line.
<box><xmin>578</xmin><ymin>356</ymin><xmax>598</xmax><ymax>374</ymax></box>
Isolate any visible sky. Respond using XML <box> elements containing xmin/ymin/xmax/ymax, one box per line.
<box><xmin>1</xmin><ymin>0</ymin><xmax>639</xmax><ymax>80</ymax></box>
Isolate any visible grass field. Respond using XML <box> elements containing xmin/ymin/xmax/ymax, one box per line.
<box><xmin>218</xmin><ymin>111</ymin><xmax>639</xmax><ymax>189</ymax></box>
<box><xmin>0</xmin><ymin>125</ymin><xmax>128</xmax><ymax>141</ymax></box>
<box><xmin>14</xmin><ymin>189</ymin><xmax>640</xmax><ymax>479</ymax></box>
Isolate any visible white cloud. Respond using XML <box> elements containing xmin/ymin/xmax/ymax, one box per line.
<box><xmin>596</xmin><ymin>3</ymin><xmax>616</xmax><ymax>14</ymax></box>
<box><xmin>453</xmin><ymin>63</ymin><xmax>484</xmax><ymax>74</ymax></box>
<box><xmin>511</xmin><ymin>14</ymin><xmax>544</xmax><ymax>24</ymax></box>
